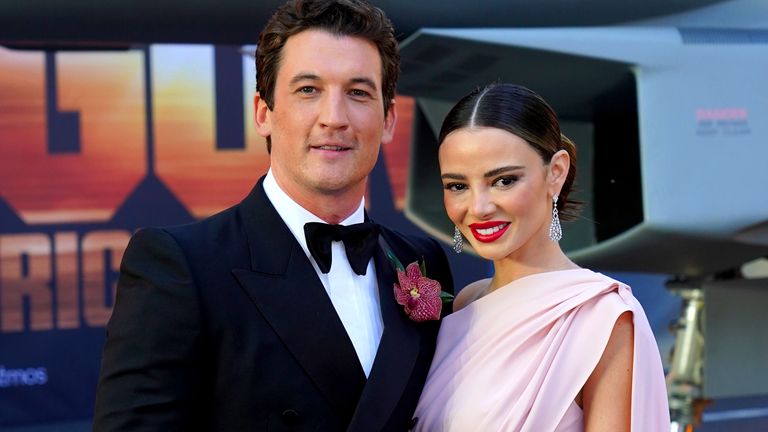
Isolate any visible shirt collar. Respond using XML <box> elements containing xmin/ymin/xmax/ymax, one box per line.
<box><xmin>262</xmin><ymin>169</ymin><xmax>366</xmax><ymax>254</ymax></box>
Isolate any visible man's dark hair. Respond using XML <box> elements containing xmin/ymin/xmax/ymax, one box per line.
<box><xmin>256</xmin><ymin>0</ymin><xmax>400</xmax><ymax>115</ymax></box>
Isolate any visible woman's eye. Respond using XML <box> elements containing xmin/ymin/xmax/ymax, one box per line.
<box><xmin>493</xmin><ymin>176</ymin><xmax>518</xmax><ymax>187</ymax></box>
<box><xmin>445</xmin><ymin>183</ymin><xmax>467</xmax><ymax>192</ymax></box>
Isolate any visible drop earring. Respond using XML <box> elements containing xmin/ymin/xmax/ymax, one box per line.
<box><xmin>549</xmin><ymin>195</ymin><xmax>563</xmax><ymax>242</ymax></box>
<box><xmin>452</xmin><ymin>226</ymin><xmax>463</xmax><ymax>253</ymax></box>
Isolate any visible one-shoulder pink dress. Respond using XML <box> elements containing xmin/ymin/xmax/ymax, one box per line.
<box><xmin>413</xmin><ymin>268</ymin><xmax>670</xmax><ymax>431</ymax></box>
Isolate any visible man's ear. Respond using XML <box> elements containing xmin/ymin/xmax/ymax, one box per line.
<box><xmin>380</xmin><ymin>99</ymin><xmax>398</xmax><ymax>144</ymax></box>
<box><xmin>253</xmin><ymin>93</ymin><xmax>272</xmax><ymax>138</ymax></box>
<box><xmin>548</xmin><ymin>149</ymin><xmax>570</xmax><ymax>197</ymax></box>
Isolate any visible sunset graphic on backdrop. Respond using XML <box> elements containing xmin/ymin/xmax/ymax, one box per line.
<box><xmin>0</xmin><ymin>48</ymin><xmax>146</xmax><ymax>224</ymax></box>
<box><xmin>0</xmin><ymin>43</ymin><xmax>418</xmax><ymax>429</ymax></box>
<box><xmin>0</xmin><ymin>45</ymin><xmax>413</xmax><ymax>225</ymax></box>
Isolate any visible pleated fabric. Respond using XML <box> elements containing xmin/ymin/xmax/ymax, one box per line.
<box><xmin>413</xmin><ymin>269</ymin><xmax>670</xmax><ymax>431</ymax></box>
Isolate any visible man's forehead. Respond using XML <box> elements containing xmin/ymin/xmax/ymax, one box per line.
<box><xmin>278</xmin><ymin>29</ymin><xmax>383</xmax><ymax>77</ymax></box>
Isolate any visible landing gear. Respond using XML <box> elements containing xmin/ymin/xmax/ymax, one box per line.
<box><xmin>666</xmin><ymin>280</ymin><xmax>705</xmax><ymax>432</ymax></box>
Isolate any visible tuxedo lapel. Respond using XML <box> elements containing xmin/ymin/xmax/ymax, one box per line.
<box><xmin>347</xmin><ymin>233</ymin><xmax>422</xmax><ymax>431</ymax></box>
<box><xmin>231</xmin><ymin>180</ymin><xmax>366</xmax><ymax>421</ymax></box>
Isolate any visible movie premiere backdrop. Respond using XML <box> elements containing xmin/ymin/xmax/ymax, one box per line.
<box><xmin>0</xmin><ymin>44</ymin><xmax>486</xmax><ymax>426</ymax></box>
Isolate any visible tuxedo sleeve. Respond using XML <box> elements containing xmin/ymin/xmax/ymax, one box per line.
<box><xmin>93</xmin><ymin>228</ymin><xmax>205</xmax><ymax>431</ymax></box>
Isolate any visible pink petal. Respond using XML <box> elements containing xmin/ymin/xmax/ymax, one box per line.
<box><xmin>408</xmin><ymin>294</ymin><xmax>442</xmax><ymax>322</ymax></box>
<box><xmin>393</xmin><ymin>284</ymin><xmax>410</xmax><ymax>305</ymax></box>
<box><xmin>393</xmin><ymin>261</ymin><xmax>444</xmax><ymax>322</ymax></box>
<box><xmin>407</xmin><ymin>296</ymin><xmax>420</xmax><ymax>310</ymax></box>
<box><xmin>396</xmin><ymin>269</ymin><xmax>412</xmax><ymax>293</ymax></box>
<box><xmin>416</xmin><ymin>277</ymin><xmax>441</xmax><ymax>296</ymax></box>
<box><xmin>405</xmin><ymin>262</ymin><xmax>422</xmax><ymax>282</ymax></box>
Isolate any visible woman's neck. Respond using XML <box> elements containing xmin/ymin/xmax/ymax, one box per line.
<box><xmin>489</xmin><ymin>246</ymin><xmax>578</xmax><ymax>292</ymax></box>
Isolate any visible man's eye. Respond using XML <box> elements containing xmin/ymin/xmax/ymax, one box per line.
<box><xmin>297</xmin><ymin>86</ymin><xmax>316</xmax><ymax>94</ymax></box>
<box><xmin>350</xmin><ymin>89</ymin><xmax>371</xmax><ymax>98</ymax></box>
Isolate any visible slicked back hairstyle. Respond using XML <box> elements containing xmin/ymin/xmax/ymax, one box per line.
<box><xmin>439</xmin><ymin>83</ymin><xmax>582</xmax><ymax>221</ymax></box>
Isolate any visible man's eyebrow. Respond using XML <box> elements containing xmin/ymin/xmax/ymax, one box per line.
<box><xmin>484</xmin><ymin>166</ymin><xmax>524</xmax><ymax>178</ymax></box>
<box><xmin>288</xmin><ymin>73</ymin><xmax>320</xmax><ymax>86</ymax></box>
<box><xmin>287</xmin><ymin>74</ymin><xmax>378</xmax><ymax>91</ymax></box>
<box><xmin>350</xmin><ymin>77</ymin><xmax>377</xmax><ymax>90</ymax></box>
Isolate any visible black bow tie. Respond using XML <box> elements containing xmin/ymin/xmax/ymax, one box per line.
<box><xmin>304</xmin><ymin>222</ymin><xmax>380</xmax><ymax>276</ymax></box>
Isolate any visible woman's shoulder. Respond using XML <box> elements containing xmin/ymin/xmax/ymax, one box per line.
<box><xmin>586</xmin><ymin>273</ymin><xmax>639</xmax><ymax>311</ymax></box>
<box><xmin>576</xmin><ymin>273</ymin><xmax>661</xmax><ymax>339</ymax></box>
<box><xmin>452</xmin><ymin>278</ymin><xmax>492</xmax><ymax>312</ymax></box>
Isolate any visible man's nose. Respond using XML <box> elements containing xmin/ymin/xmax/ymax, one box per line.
<box><xmin>318</xmin><ymin>90</ymin><xmax>350</xmax><ymax>129</ymax></box>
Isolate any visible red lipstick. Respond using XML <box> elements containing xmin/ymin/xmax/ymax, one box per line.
<box><xmin>468</xmin><ymin>221</ymin><xmax>510</xmax><ymax>243</ymax></box>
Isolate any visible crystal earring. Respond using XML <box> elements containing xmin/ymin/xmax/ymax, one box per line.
<box><xmin>452</xmin><ymin>226</ymin><xmax>463</xmax><ymax>253</ymax></box>
<box><xmin>549</xmin><ymin>195</ymin><xmax>563</xmax><ymax>242</ymax></box>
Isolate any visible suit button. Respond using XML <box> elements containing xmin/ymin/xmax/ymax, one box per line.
<box><xmin>281</xmin><ymin>409</ymin><xmax>301</xmax><ymax>426</ymax></box>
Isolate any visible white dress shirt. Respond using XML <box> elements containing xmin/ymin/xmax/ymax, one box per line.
<box><xmin>262</xmin><ymin>169</ymin><xmax>383</xmax><ymax>377</ymax></box>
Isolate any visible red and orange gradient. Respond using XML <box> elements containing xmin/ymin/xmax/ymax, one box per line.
<box><xmin>0</xmin><ymin>46</ymin><xmax>413</xmax><ymax>224</ymax></box>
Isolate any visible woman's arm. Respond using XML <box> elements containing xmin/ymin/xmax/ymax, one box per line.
<box><xmin>582</xmin><ymin>311</ymin><xmax>635</xmax><ymax>431</ymax></box>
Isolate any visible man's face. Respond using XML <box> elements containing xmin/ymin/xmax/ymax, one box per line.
<box><xmin>255</xmin><ymin>29</ymin><xmax>396</xmax><ymax>207</ymax></box>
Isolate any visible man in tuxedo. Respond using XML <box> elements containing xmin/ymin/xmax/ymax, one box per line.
<box><xmin>92</xmin><ymin>0</ymin><xmax>453</xmax><ymax>430</ymax></box>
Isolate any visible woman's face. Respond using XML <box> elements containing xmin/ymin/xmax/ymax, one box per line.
<box><xmin>439</xmin><ymin>127</ymin><xmax>557</xmax><ymax>261</ymax></box>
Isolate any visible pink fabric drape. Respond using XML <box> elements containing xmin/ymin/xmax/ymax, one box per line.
<box><xmin>413</xmin><ymin>268</ymin><xmax>670</xmax><ymax>431</ymax></box>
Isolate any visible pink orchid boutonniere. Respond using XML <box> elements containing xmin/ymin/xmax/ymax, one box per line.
<box><xmin>385</xmin><ymin>248</ymin><xmax>454</xmax><ymax>322</ymax></box>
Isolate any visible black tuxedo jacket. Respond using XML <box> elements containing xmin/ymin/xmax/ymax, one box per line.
<box><xmin>93</xmin><ymin>178</ymin><xmax>454</xmax><ymax>431</ymax></box>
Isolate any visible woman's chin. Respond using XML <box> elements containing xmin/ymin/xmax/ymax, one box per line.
<box><xmin>469</xmin><ymin>243</ymin><xmax>511</xmax><ymax>261</ymax></box>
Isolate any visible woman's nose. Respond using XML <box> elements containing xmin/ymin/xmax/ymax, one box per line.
<box><xmin>470</xmin><ymin>190</ymin><xmax>495</xmax><ymax>219</ymax></box>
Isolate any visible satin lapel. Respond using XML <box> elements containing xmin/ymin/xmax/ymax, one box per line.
<box><xmin>232</xmin><ymin>180</ymin><xmax>366</xmax><ymax>420</ymax></box>
<box><xmin>347</xmin><ymin>235</ymin><xmax>421</xmax><ymax>431</ymax></box>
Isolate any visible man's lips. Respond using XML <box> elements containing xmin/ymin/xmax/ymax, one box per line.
<box><xmin>311</xmin><ymin>142</ymin><xmax>352</xmax><ymax>152</ymax></box>
<box><xmin>468</xmin><ymin>221</ymin><xmax>510</xmax><ymax>243</ymax></box>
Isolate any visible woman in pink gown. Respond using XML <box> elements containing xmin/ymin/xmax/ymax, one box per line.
<box><xmin>413</xmin><ymin>84</ymin><xmax>669</xmax><ymax>431</ymax></box>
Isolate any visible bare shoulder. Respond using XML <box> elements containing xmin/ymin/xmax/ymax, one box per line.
<box><xmin>582</xmin><ymin>311</ymin><xmax>635</xmax><ymax>431</ymax></box>
<box><xmin>599</xmin><ymin>311</ymin><xmax>635</xmax><ymax>377</ymax></box>
<box><xmin>453</xmin><ymin>278</ymin><xmax>492</xmax><ymax>312</ymax></box>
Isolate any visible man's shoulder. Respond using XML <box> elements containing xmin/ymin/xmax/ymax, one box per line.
<box><xmin>155</xmin><ymin>178</ymin><xmax>266</xmax><ymax>239</ymax></box>
<box><xmin>125</xmin><ymin>200</ymin><xmax>254</xmax><ymax>272</ymax></box>
<box><xmin>132</xmin><ymin>200</ymin><xmax>246</xmax><ymax>249</ymax></box>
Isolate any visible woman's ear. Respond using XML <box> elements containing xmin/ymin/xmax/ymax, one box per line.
<box><xmin>548</xmin><ymin>149</ymin><xmax>570</xmax><ymax>197</ymax></box>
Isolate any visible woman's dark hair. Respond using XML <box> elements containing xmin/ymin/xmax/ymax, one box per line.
<box><xmin>439</xmin><ymin>83</ymin><xmax>581</xmax><ymax>221</ymax></box>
